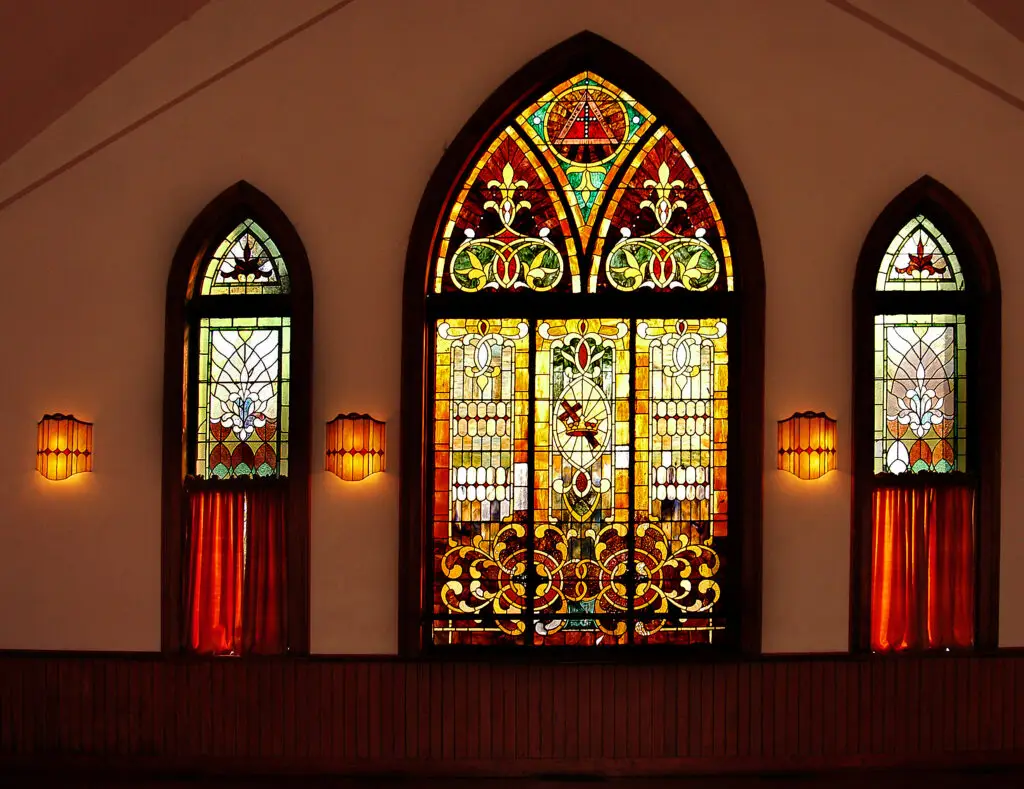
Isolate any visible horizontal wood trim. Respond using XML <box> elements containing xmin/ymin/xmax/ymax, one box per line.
<box><xmin>1</xmin><ymin>653</ymin><xmax>1022</xmax><ymax>773</ymax></box>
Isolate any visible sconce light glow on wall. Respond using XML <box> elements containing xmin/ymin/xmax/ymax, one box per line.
<box><xmin>326</xmin><ymin>413</ymin><xmax>386</xmax><ymax>481</ymax></box>
<box><xmin>37</xmin><ymin>413</ymin><xmax>93</xmax><ymax>481</ymax></box>
<box><xmin>777</xmin><ymin>411</ymin><xmax>836</xmax><ymax>480</ymax></box>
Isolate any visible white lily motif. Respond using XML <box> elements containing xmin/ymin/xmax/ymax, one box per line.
<box><xmin>210</xmin><ymin>330</ymin><xmax>280</xmax><ymax>440</ymax></box>
<box><xmin>896</xmin><ymin>361</ymin><xmax>945</xmax><ymax>438</ymax></box>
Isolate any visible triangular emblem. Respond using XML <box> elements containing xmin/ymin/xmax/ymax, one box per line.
<box><xmin>553</xmin><ymin>90</ymin><xmax>619</xmax><ymax>146</ymax></box>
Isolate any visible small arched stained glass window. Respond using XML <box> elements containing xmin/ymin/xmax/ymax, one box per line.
<box><xmin>194</xmin><ymin>219</ymin><xmax>291</xmax><ymax>480</ymax></box>
<box><xmin>164</xmin><ymin>184</ymin><xmax>313</xmax><ymax>657</ymax></box>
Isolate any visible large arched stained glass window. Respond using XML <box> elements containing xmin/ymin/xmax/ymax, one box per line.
<box><xmin>162</xmin><ymin>182</ymin><xmax>313</xmax><ymax>656</ymax></box>
<box><xmin>852</xmin><ymin>177</ymin><xmax>1000</xmax><ymax>653</ymax></box>
<box><xmin>401</xmin><ymin>34</ymin><xmax>765</xmax><ymax>654</ymax></box>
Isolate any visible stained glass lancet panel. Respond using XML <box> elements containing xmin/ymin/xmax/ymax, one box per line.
<box><xmin>434</xmin><ymin>128</ymin><xmax>576</xmax><ymax>294</ymax></box>
<box><xmin>874</xmin><ymin>314</ymin><xmax>967</xmax><ymax>474</ymax></box>
<box><xmin>635</xmin><ymin>319</ymin><xmax>727</xmax><ymax>644</ymax></box>
<box><xmin>196</xmin><ymin>316</ymin><xmax>290</xmax><ymax>478</ymax></box>
<box><xmin>876</xmin><ymin>215</ymin><xmax>964</xmax><ymax>292</ymax></box>
<box><xmin>434</xmin><ymin>318</ymin><xmax>531</xmax><ymax>645</ymax></box>
<box><xmin>533</xmin><ymin>318</ymin><xmax>631</xmax><ymax>646</ymax></box>
<box><xmin>592</xmin><ymin>128</ymin><xmax>731</xmax><ymax>294</ymax></box>
<box><xmin>201</xmin><ymin>219</ymin><xmax>291</xmax><ymax>295</ymax></box>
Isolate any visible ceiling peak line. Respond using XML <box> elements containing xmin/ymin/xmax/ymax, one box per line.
<box><xmin>826</xmin><ymin>0</ymin><xmax>1024</xmax><ymax>116</ymax></box>
<box><xmin>0</xmin><ymin>0</ymin><xmax>360</xmax><ymax>217</ymax></box>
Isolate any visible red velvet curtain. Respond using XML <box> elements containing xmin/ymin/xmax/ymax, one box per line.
<box><xmin>242</xmin><ymin>486</ymin><xmax>288</xmax><ymax>654</ymax></box>
<box><xmin>187</xmin><ymin>484</ymin><xmax>288</xmax><ymax>655</ymax></box>
<box><xmin>187</xmin><ymin>488</ymin><xmax>246</xmax><ymax>655</ymax></box>
<box><xmin>871</xmin><ymin>483</ymin><xmax>975</xmax><ymax>652</ymax></box>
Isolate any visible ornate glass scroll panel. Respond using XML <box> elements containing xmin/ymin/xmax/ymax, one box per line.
<box><xmin>433</xmin><ymin>317</ymin><xmax>728</xmax><ymax>646</ymax></box>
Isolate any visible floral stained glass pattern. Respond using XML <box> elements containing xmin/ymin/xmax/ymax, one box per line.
<box><xmin>593</xmin><ymin>128</ymin><xmax>730</xmax><ymax>293</ymax></box>
<box><xmin>874</xmin><ymin>314</ymin><xmax>966</xmax><ymax>474</ymax></box>
<box><xmin>434</xmin><ymin>74</ymin><xmax>731</xmax><ymax>297</ymax></box>
<box><xmin>433</xmin><ymin>317</ymin><xmax>728</xmax><ymax>646</ymax></box>
<box><xmin>197</xmin><ymin>316</ymin><xmax>290</xmax><ymax>479</ymax></box>
<box><xmin>876</xmin><ymin>215</ymin><xmax>964</xmax><ymax>292</ymax></box>
<box><xmin>201</xmin><ymin>219</ymin><xmax>290</xmax><ymax>296</ymax></box>
<box><xmin>435</xmin><ymin>129</ymin><xmax>575</xmax><ymax>294</ymax></box>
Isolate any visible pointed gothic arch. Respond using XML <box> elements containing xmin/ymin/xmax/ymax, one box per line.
<box><xmin>400</xmin><ymin>32</ymin><xmax>765</xmax><ymax>655</ymax></box>
<box><xmin>851</xmin><ymin>175</ymin><xmax>1001</xmax><ymax>652</ymax></box>
<box><xmin>161</xmin><ymin>181</ymin><xmax>313</xmax><ymax>654</ymax></box>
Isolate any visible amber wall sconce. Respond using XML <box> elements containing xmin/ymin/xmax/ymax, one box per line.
<box><xmin>777</xmin><ymin>411</ymin><xmax>836</xmax><ymax>480</ymax></box>
<box><xmin>326</xmin><ymin>413</ymin><xmax>386</xmax><ymax>481</ymax></box>
<box><xmin>37</xmin><ymin>413</ymin><xmax>93</xmax><ymax>481</ymax></box>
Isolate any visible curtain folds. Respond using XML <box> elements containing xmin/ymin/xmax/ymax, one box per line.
<box><xmin>871</xmin><ymin>482</ymin><xmax>975</xmax><ymax>652</ymax></box>
<box><xmin>243</xmin><ymin>486</ymin><xmax>289</xmax><ymax>654</ymax></box>
<box><xmin>187</xmin><ymin>488</ymin><xmax>245</xmax><ymax>655</ymax></box>
<box><xmin>186</xmin><ymin>484</ymin><xmax>288</xmax><ymax>655</ymax></box>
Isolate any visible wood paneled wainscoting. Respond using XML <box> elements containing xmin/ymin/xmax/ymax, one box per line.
<box><xmin>2</xmin><ymin>652</ymin><xmax>1023</xmax><ymax>777</ymax></box>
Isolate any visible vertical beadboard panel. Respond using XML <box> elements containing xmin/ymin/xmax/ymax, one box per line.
<box><xmin>1</xmin><ymin>654</ymin><xmax>1023</xmax><ymax>770</ymax></box>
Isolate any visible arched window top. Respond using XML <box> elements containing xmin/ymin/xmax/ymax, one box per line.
<box><xmin>200</xmin><ymin>219</ymin><xmax>290</xmax><ymax>296</ymax></box>
<box><xmin>876</xmin><ymin>214</ymin><xmax>964</xmax><ymax>292</ymax></box>
<box><xmin>431</xmin><ymin>69</ymin><xmax>732</xmax><ymax>296</ymax></box>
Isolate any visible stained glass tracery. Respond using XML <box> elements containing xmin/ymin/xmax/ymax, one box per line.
<box><xmin>877</xmin><ymin>215</ymin><xmax>964</xmax><ymax>291</ymax></box>
<box><xmin>433</xmin><ymin>73</ymin><xmax>727</xmax><ymax>297</ymax></box>
<box><xmin>201</xmin><ymin>219</ymin><xmax>290</xmax><ymax>295</ymax></box>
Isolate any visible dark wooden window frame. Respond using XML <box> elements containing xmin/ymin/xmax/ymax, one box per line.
<box><xmin>851</xmin><ymin>175</ymin><xmax>1001</xmax><ymax>653</ymax></box>
<box><xmin>161</xmin><ymin>181</ymin><xmax>313</xmax><ymax>655</ymax></box>
<box><xmin>399</xmin><ymin>32</ymin><xmax>766</xmax><ymax>658</ymax></box>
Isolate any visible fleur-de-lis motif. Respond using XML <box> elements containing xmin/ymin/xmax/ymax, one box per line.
<box><xmin>640</xmin><ymin>161</ymin><xmax>687</xmax><ymax>228</ymax></box>
<box><xmin>897</xmin><ymin>362</ymin><xmax>946</xmax><ymax>438</ymax></box>
<box><xmin>484</xmin><ymin>163</ymin><xmax>531</xmax><ymax>228</ymax></box>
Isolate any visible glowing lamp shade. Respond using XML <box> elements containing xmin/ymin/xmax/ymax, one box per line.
<box><xmin>778</xmin><ymin>411</ymin><xmax>837</xmax><ymax>480</ymax></box>
<box><xmin>37</xmin><ymin>413</ymin><xmax>93</xmax><ymax>481</ymax></box>
<box><xmin>326</xmin><ymin>413</ymin><xmax>386</xmax><ymax>481</ymax></box>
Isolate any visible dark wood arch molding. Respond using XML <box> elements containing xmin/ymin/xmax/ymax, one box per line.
<box><xmin>851</xmin><ymin>175</ymin><xmax>1001</xmax><ymax>652</ymax></box>
<box><xmin>399</xmin><ymin>31</ymin><xmax>766</xmax><ymax>656</ymax></box>
<box><xmin>161</xmin><ymin>181</ymin><xmax>313</xmax><ymax>654</ymax></box>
